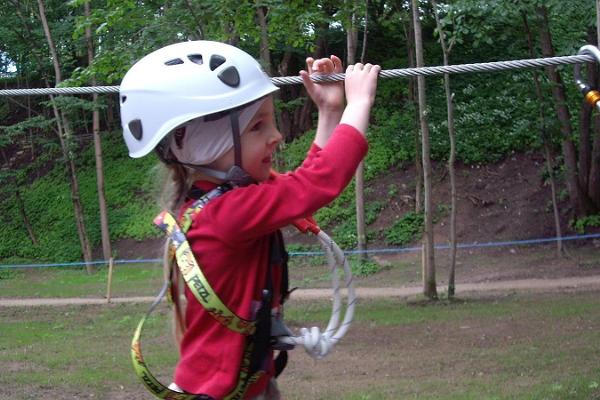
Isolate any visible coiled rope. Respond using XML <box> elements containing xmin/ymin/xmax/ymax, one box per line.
<box><xmin>277</xmin><ymin>229</ymin><xmax>356</xmax><ymax>359</ymax></box>
<box><xmin>0</xmin><ymin>53</ymin><xmax>595</xmax><ymax>97</ymax></box>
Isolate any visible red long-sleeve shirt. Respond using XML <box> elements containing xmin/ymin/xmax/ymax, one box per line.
<box><xmin>174</xmin><ymin>124</ymin><xmax>368</xmax><ymax>398</ymax></box>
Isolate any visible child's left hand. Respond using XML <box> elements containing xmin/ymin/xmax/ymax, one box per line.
<box><xmin>300</xmin><ymin>55</ymin><xmax>344</xmax><ymax>113</ymax></box>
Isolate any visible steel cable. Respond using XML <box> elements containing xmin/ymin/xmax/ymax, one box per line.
<box><xmin>0</xmin><ymin>53</ymin><xmax>595</xmax><ymax>97</ymax></box>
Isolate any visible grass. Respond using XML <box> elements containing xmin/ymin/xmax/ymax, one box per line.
<box><xmin>1</xmin><ymin>291</ymin><xmax>600</xmax><ymax>399</ymax></box>
<box><xmin>0</xmin><ymin>263</ymin><xmax>164</xmax><ymax>298</ymax></box>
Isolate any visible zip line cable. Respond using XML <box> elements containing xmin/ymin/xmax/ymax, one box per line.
<box><xmin>0</xmin><ymin>53</ymin><xmax>595</xmax><ymax>97</ymax></box>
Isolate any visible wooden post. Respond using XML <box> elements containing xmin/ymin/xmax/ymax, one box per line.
<box><xmin>106</xmin><ymin>257</ymin><xmax>114</xmax><ymax>303</ymax></box>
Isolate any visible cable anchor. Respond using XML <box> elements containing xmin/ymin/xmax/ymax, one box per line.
<box><xmin>574</xmin><ymin>45</ymin><xmax>600</xmax><ymax>112</ymax></box>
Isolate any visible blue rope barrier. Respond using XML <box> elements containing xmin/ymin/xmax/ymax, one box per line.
<box><xmin>1</xmin><ymin>233</ymin><xmax>599</xmax><ymax>269</ymax></box>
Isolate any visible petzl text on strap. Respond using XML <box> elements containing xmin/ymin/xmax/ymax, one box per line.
<box><xmin>154</xmin><ymin>210</ymin><xmax>255</xmax><ymax>335</ymax></box>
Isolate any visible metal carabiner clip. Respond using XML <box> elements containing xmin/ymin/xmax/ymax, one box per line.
<box><xmin>574</xmin><ymin>45</ymin><xmax>600</xmax><ymax>112</ymax></box>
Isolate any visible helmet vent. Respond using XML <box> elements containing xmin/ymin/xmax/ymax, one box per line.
<box><xmin>128</xmin><ymin>119</ymin><xmax>143</xmax><ymax>141</ymax></box>
<box><xmin>210</xmin><ymin>54</ymin><xmax>226</xmax><ymax>71</ymax></box>
<box><xmin>218</xmin><ymin>66</ymin><xmax>240</xmax><ymax>87</ymax></box>
<box><xmin>121</xmin><ymin>95</ymin><xmax>127</xmax><ymax>104</ymax></box>
<box><xmin>164</xmin><ymin>58</ymin><xmax>184</xmax><ymax>66</ymax></box>
<box><xmin>188</xmin><ymin>54</ymin><xmax>203</xmax><ymax>65</ymax></box>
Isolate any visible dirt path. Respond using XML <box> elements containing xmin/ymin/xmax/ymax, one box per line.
<box><xmin>2</xmin><ymin>275</ymin><xmax>600</xmax><ymax>307</ymax></box>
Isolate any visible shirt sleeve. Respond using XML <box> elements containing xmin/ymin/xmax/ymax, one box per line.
<box><xmin>200</xmin><ymin>123</ymin><xmax>368</xmax><ymax>244</ymax></box>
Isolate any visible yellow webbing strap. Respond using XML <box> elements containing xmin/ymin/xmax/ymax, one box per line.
<box><xmin>154</xmin><ymin>211</ymin><xmax>255</xmax><ymax>335</ymax></box>
<box><xmin>131</xmin><ymin>186</ymin><xmax>262</xmax><ymax>400</ymax></box>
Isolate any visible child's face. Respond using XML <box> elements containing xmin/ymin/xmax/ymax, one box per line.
<box><xmin>213</xmin><ymin>96</ymin><xmax>282</xmax><ymax>182</ymax></box>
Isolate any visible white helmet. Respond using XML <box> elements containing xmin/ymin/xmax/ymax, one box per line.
<box><xmin>120</xmin><ymin>40</ymin><xmax>279</xmax><ymax>158</ymax></box>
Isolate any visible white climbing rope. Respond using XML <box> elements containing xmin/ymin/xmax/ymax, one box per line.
<box><xmin>276</xmin><ymin>229</ymin><xmax>356</xmax><ymax>359</ymax></box>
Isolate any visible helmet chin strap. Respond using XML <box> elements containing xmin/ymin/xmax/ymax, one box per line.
<box><xmin>186</xmin><ymin>109</ymin><xmax>255</xmax><ymax>187</ymax></box>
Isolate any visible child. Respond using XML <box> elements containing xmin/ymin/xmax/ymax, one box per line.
<box><xmin>120</xmin><ymin>40</ymin><xmax>380</xmax><ymax>400</ymax></box>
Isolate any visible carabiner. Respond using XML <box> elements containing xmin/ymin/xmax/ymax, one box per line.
<box><xmin>574</xmin><ymin>45</ymin><xmax>600</xmax><ymax>112</ymax></box>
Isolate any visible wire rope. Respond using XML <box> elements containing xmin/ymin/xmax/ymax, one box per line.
<box><xmin>0</xmin><ymin>53</ymin><xmax>595</xmax><ymax>97</ymax></box>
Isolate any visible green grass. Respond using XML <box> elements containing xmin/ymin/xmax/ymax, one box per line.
<box><xmin>1</xmin><ymin>292</ymin><xmax>600</xmax><ymax>398</ymax></box>
<box><xmin>0</xmin><ymin>303</ymin><xmax>176</xmax><ymax>395</ymax></box>
<box><xmin>0</xmin><ymin>263</ymin><xmax>164</xmax><ymax>298</ymax></box>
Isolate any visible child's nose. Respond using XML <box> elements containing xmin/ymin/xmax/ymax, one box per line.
<box><xmin>269</xmin><ymin>129</ymin><xmax>283</xmax><ymax>145</ymax></box>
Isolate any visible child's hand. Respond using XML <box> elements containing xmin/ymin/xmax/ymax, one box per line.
<box><xmin>300</xmin><ymin>55</ymin><xmax>344</xmax><ymax>112</ymax></box>
<box><xmin>344</xmin><ymin>63</ymin><xmax>381</xmax><ymax>109</ymax></box>
<box><xmin>340</xmin><ymin>63</ymin><xmax>381</xmax><ymax>135</ymax></box>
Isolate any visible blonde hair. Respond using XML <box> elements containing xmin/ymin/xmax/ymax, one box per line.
<box><xmin>161</xmin><ymin>163</ymin><xmax>195</xmax><ymax>346</ymax></box>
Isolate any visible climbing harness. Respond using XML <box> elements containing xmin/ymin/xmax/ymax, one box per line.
<box><xmin>131</xmin><ymin>179</ymin><xmax>356</xmax><ymax>399</ymax></box>
<box><xmin>2</xmin><ymin>51</ymin><xmax>599</xmax><ymax>97</ymax></box>
<box><xmin>132</xmin><ymin>185</ymin><xmax>263</xmax><ymax>400</ymax></box>
<box><xmin>574</xmin><ymin>45</ymin><xmax>600</xmax><ymax>112</ymax></box>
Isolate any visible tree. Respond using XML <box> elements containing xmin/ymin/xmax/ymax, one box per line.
<box><xmin>521</xmin><ymin>10</ymin><xmax>565</xmax><ymax>257</ymax></box>
<box><xmin>36</xmin><ymin>0</ymin><xmax>94</xmax><ymax>273</ymax></box>
<box><xmin>537</xmin><ymin>5</ymin><xmax>595</xmax><ymax>218</ymax></box>
<box><xmin>411</xmin><ymin>0</ymin><xmax>437</xmax><ymax>300</ymax></box>
<box><xmin>83</xmin><ymin>0</ymin><xmax>112</xmax><ymax>263</ymax></box>
<box><xmin>345</xmin><ymin>0</ymin><xmax>368</xmax><ymax>261</ymax></box>
<box><xmin>431</xmin><ymin>0</ymin><xmax>458</xmax><ymax>297</ymax></box>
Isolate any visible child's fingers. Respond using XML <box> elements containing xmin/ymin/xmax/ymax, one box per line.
<box><xmin>312</xmin><ymin>58</ymin><xmax>334</xmax><ymax>74</ymax></box>
<box><xmin>305</xmin><ymin>57</ymin><xmax>315</xmax><ymax>75</ymax></box>
<box><xmin>300</xmin><ymin>70</ymin><xmax>315</xmax><ymax>91</ymax></box>
<box><xmin>331</xmin><ymin>55</ymin><xmax>343</xmax><ymax>73</ymax></box>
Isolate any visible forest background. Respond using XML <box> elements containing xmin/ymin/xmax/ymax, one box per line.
<box><xmin>1</xmin><ymin>0</ymin><xmax>599</xmax><ymax>293</ymax></box>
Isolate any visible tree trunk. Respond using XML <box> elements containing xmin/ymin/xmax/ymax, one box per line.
<box><xmin>589</xmin><ymin>119</ymin><xmax>600</xmax><ymax>207</ymax></box>
<box><xmin>411</xmin><ymin>0</ymin><xmax>437</xmax><ymax>300</ymax></box>
<box><xmin>85</xmin><ymin>0</ymin><xmax>112</xmax><ymax>263</ymax></box>
<box><xmin>404</xmin><ymin>9</ymin><xmax>422</xmax><ymax>213</ymax></box>
<box><xmin>37</xmin><ymin>0</ymin><xmax>95</xmax><ymax>272</ymax></box>
<box><xmin>589</xmin><ymin>8</ymin><xmax>600</xmax><ymax>209</ymax></box>
<box><xmin>256</xmin><ymin>4</ymin><xmax>272</xmax><ymax>75</ymax></box>
<box><xmin>432</xmin><ymin>0</ymin><xmax>457</xmax><ymax>298</ymax></box>
<box><xmin>537</xmin><ymin>5</ymin><xmax>593</xmax><ymax>218</ymax></box>
<box><xmin>347</xmin><ymin>5</ymin><xmax>368</xmax><ymax>261</ymax></box>
<box><xmin>522</xmin><ymin>11</ymin><xmax>564</xmax><ymax>256</ymax></box>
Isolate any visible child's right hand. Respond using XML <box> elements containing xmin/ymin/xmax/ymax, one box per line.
<box><xmin>344</xmin><ymin>63</ymin><xmax>380</xmax><ymax>108</ymax></box>
<box><xmin>340</xmin><ymin>63</ymin><xmax>381</xmax><ymax>135</ymax></box>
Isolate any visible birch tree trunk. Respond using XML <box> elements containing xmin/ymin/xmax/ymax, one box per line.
<box><xmin>431</xmin><ymin>0</ymin><xmax>457</xmax><ymax>298</ymax></box>
<box><xmin>85</xmin><ymin>0</ymin><xmax>112</xmax><ymax>263</ymax></box>
<box><xmin>37</xmin><ymin>0</ymin><xmax>95</xmax><ymax>273</ymax></box>
<box><xmin>411</xmin><ymin>0</ymin><xmax>437</xmax><ymax>299</ymax></box>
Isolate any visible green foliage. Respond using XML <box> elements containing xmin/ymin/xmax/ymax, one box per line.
<box><xmin>571</xmin><ymin>214</ymin><xmax>600</xmax><ymax>234</ymax></box>
<box><xmin>350</xmin><ymin>258</ymin><xmax>381</xmax><ymax>277</ymax></box>
<box><xmin>0</xmin><ymin>133</ymin><xmax>161</xmax><ymax>262</ymax></box>
<box><xmin>386</xmin><ymin>212</ymin><xmax>424</xmax><ymax>246</ymax></box>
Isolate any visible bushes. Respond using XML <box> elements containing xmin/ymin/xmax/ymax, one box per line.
<box><xmin>385</xmin><ymin>212</ymin><xmax>424</xmax><ymax>246</ymax></box>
